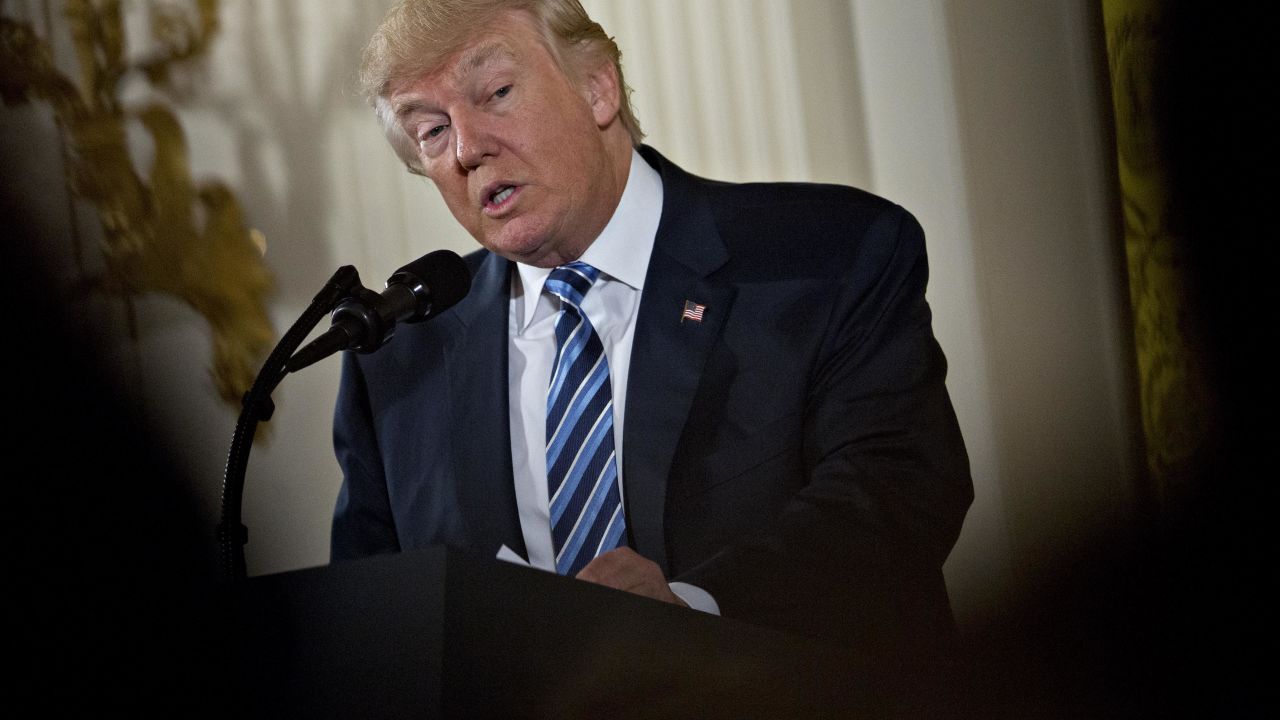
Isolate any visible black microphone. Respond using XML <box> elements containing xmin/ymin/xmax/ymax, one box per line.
<box><xmin>286</xmin><ymin>250</ymin><xmax>471</xmax><ymax>373</ymax></box>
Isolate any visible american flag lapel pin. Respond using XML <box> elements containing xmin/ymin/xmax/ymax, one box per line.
<box><xmin>680</xmin><ymin>300</ymin><xmax>706</xmax><ymax>324</ymax></box>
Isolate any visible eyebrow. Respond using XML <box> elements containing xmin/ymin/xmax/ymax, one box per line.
<box><xmin>391</xmin><ymin>42</ymin><xmax>517</xmax><ymax>121</ymax></box>
<box><xmin>454</xmin><ymin>42</ymin><xmax>517</xmax><ymax>81</ymax></box>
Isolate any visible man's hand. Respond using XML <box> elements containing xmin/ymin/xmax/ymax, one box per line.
<box><xmin>575</xmin><ymin>547</ymin><xmax>688</xmax><ymax>607</ymax></box>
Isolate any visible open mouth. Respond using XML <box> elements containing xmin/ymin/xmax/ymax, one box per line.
<box><xmin>490</xmin><ymin>186</ymin><xmax>516</xmax><ymax>205</ymax></box>
<box><xmin>484</xmin><ymin>184</ymin><xmax>520</xmax><ymax>211</ymax></box>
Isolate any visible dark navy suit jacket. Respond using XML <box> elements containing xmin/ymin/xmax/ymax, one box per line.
<box><xmin>331</xmin><ymin>147</ymin><xmax>972</xmax><ymax>649</ymax></box>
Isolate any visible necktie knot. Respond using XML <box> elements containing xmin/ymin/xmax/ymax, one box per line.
<box><xmin>545</xmin><ymin>261</ymin><xmax>600</xmax><ymax>309</ymax></box>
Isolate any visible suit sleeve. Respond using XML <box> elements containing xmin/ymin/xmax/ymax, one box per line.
<box><xmin>330</xmin><ymin>353</ymin><xmax>401</xmax><ymax>561</ymax></box>
<box><xmin>674</xmin><ymin>206</ymin><xmax>973</xmax><ymax>648</ymax></box>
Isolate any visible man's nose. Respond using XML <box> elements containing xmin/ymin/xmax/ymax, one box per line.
<box><xmin>453</xmin><ymin>111</ymin><xmax>495</xmax><ymax>169</ymax></box>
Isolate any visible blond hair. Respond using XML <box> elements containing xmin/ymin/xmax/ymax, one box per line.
<box><xmin>360</xmin><ymin>0</ymin><xmax>644</xmax><ymax>173</ymax></box>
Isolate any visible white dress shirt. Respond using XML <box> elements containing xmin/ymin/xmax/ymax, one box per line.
<box><xmin>507</xmin><ymin>150</ymin><xmax>718</xmax><ymax>614</ymax></box>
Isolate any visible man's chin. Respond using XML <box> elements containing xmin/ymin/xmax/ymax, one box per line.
<box><xmin>480</xmin><ymin>234</ymin><xmax>579</xmax><ymax>268</ymax></box>
<box><xmin>486</xmin><ymin>245</ymin><xmax>553</xmax><ymax>268</ymax></box>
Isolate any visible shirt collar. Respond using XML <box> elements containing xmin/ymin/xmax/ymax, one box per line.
<box><xmin>514</xmin><ymin>148</ymin><xmax>663</xmax><ymax>331</ymax></box>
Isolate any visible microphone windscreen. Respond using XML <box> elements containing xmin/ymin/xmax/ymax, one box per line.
<box><xmin>393</xmin><ymin>249</ymin><xmax>471</xmax><ymax>319</ymax></box>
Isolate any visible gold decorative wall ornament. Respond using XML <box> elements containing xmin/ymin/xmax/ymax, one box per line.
<box><xmin>1</xmin><ymin>0</ymin><xmax>273</xmax><ymax>406</ymax></box>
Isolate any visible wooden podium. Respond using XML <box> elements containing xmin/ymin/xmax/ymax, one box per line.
<box><xmin>229</xmin><ymin>547</ymin><xmax>870</xmax><ymax>718</ymax></box>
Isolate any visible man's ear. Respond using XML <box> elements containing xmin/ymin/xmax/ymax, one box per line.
<box><xmin>580</xmin><ymin>59</ymin><xmax>622</xmax><ymax>128</ymax></box>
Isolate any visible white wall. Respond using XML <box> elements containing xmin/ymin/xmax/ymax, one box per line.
<box><xmin>5</xmin><ymin>0</ymin><xmax>1136</xmax><ymax>629</ymax></box>
<box><xmin>933</xmin><ymin>1</ymin><xmax>1137</xmax><ymax>617</ymax></box>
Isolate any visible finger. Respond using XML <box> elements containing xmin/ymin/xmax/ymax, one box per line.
<box><xmin>576</xmin><ymin>547</ymin><xmax>640</xmax><ymax>581</ymax></box>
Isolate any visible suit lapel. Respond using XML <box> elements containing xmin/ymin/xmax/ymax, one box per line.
<box><xmin>447</xmin><ymin>252</ymin><xmax>526</xmax><ymax>558</ymax></box>
<box><xmin>625</xmin><ymin>148</ymin><xmax>736</xmax><ymax>574</ymax></box>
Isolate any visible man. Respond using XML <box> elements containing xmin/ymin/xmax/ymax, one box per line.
<box><xmin>333</xmin><ymin>0</ymin><xmax>972</xmax><ymax>651</ymax></box>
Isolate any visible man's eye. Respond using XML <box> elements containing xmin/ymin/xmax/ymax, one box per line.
<box><xmin>493</xmin><ymin>85</ymin><xmax>512</xmax><ymax>99</ymax></box>
<box><xmin>424</xmin><ymin>124</ymin><xmax>448</xmax><ymax>140</ymax></box>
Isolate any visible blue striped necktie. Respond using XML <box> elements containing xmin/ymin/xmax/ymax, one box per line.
<box><xmin>544</xmin><ymin>262</ymin><xmax>626</xmax><ymax>576</ymax></box>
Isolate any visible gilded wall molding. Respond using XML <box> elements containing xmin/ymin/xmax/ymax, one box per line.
<box><xmin>1</xmin><ymin>0</ymin><xmax>273</xmax><ymax>406</ymax></box>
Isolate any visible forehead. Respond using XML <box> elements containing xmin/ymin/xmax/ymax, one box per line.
<box><xmin>388</xmin><ymin>11</ymin><xmax>559</xmax><ymax>114</ymax></box>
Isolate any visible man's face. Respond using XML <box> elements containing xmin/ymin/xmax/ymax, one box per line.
<box><xmin>387</xmin><ymin>11</ymin><xmax>623</xmax><ymax>267</ymax></box>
